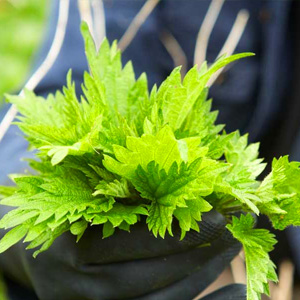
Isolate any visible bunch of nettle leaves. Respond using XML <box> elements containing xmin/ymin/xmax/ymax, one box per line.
<box><xmin>0</xmin><ymin>23</ymin><xmax>299</xmax><ymax>300</ymax></box>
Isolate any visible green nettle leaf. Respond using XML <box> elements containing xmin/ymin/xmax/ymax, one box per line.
<box><xmin>132</xmin><ymin>160</ymin><xmax>213</xmax><ymax>237</ymax></box>
<box><xmin>0</xmin><ymin>225</ymin><xmax>28</xmax><ymax>253</ymax></box>
<box><xmin>0</xmin><ymin>21</ymin><xmax>299</xmax><ymax>300</ymax></box>
<box><xmin>93</xmin><ymin>178</ymin><xmax>132</xmax><ymax>198</ymax></box>
<box><xmin>0</xmin><ymin>186</ymin><xmax>18</xmax><ymax>198</ymax></box>
<box><xmin>70</xmin><ymin>219</ymin><xmax>88</xmax><ymax>242</ymax></box>
<box><xmin>227</xmin><ymin>214</ymin><xmax>278</xmax><ymax>300</ymax></box>
<box><xmin>103</xmin><ymin>125</ymin><xmax>188</xmax><ymax>178</ymax></box>
<box><xmin>256</xmin><ymin>156</ymin><xmax>300</xmax><ymax>229</ymax></box>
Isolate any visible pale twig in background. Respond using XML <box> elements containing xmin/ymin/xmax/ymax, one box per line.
<box><xmin>216</xmin><ymin>10</ymin><xmax>249</xmax><ymax>60</ymax></box>
<box><xmin>0</xmin><ymin>0</ymin><xmax>70</xmax><ymax>143</ymax></box>
<box><xmin>230</xmin><ymin>250</ymin><xmax>247</xmax><ymax>284</ymax></box>
<box><xmin>207</xmin><ymin>9</ymin><xmax>249</xmax><ymax>87</ymax></box>
<box><xmin>194</xmin><ymin>0</ymin><xmax>225</xmax><ymax>68</ymax></box>
<box><xmin>271</xmin><ymin>260</ymin><xmax>294</xmax><ymax>300</ymax></box>
<box><xmin>78</xmin><ymin>0</ymin><xmax>95</xmax><ymax>42</ymax></box>
<box><xmin>78</xmin><ymin>0</ymin><xmax>106</xmax><ymax>49</ymax></box>
<box><xmin>160</xmin><ymin>30</ymin><xmax>188</xmax><ymax>78</ymax></box>
<box><xmin>91</xmin><ymin>0</ymin><xmax>106</xmax><ymax>49</ymax></box>
<box><xmin>118</xmin><ymin>0</ymin><xmax>160</xmax><ymax>52</ymax></box>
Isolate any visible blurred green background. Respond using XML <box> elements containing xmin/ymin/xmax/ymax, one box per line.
<box><xmin>0</xmin><ymin>0</ymin><xmax>47</xmax><ymax>102</ymax></box>
<box><xmin>0</xmin><ymin>0</ymin><xmax>47</xmax><ymax>295</ymax></box>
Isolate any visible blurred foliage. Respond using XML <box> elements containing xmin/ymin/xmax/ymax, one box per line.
<box><xmin>0</xmin><ymin>271</ymin><xmax>8</xmax><ymax>300</ymax></box>
<box><xmin>0</xmin><ymin>2</ymin><xmax>47</xmax><ymax>296</ymax></box>
<box><xmin>0</xmin><ymin>0</ymin><xmax>47</xmax><ymax>101</ymax></box>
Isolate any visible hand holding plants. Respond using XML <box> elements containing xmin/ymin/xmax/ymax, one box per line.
<box><xmin>0</xmin><ymin>23</ymin><xmax>299</xmax><ymax>300</ymax></box>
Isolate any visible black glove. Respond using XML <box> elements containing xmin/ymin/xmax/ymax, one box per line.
<box><xmin>202</xmin><ymin>284</ymin><xmax>246</xmax><ymax>300</ymax></box>
<box><xmin>0</xmin><ymin>207</ymin><xmax>245</xmax><ymax>300</ymax></box>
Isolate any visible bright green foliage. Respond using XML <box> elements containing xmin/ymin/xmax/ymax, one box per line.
<box><xmin>227</xmin><ymin>214</ymin><xmax>278</xmax><ymax>300</ymax></box>
<box><xmin>0</xmin><ymin>161</ymin><xmax>147</xmax><ymax>257</ymax></box>
<box><xmin>256</xmin><ymin>156</ymin><xmax>300</xmax><ymax>229</ymax></box>
<box><xmin>1</xmin><ymin>22</ymin><xmax>300</xmax><ymax>300</ymax></box>
<box><xmin>0</xmin><ymin>0</ymin><xmax>47</xmax><ymax>101</ymax></box>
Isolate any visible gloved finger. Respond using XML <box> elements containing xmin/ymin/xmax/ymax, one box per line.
<box><xmin>0</xmin><ymin>204</ymin><xmax>226</xmax><ymax>267</ymax></box>
<box><xmin>201</xmin><ymin>284</ymin><xmax>246</xmax><ymax>300</ymax></box>
<box><xmin>24</xmin><ymin>225</ymin><xmax>240</xmax><ymax>300</ymax></box>
<box><xmin>71</xmin><ymin>209</ymin><xmax>227</xmax><ymax>265</ymax></box>
<box><xmin>0</xmin><ymin>190</ymin><xmax>227</xmax><ymax>294</ymax></box>
<box><xmin>133</xmin><ymin>229</ymin><xmax>242</xmax><ymax>300</ymax></box>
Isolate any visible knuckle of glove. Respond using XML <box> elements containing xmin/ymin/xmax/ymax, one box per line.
<box><xmin>175</xmin><ymin>210</ymin><xmax>227</xmax><ymax>247</ymax></box>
